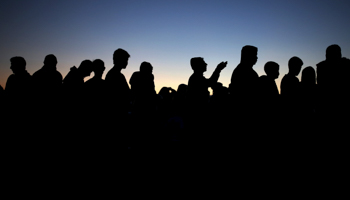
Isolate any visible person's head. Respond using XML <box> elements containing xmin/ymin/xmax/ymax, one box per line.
<box><xmin>288</xmin><ymin>56</ymin><xmax>303</xmax><ymax>76</ymax></box>
<box><xmin>326</xmin><ymin>44</ymin><xmax>342</xmax><ymax>61</ymax></box>
<box><xmin>92</xmin><ymin>59</ymin><xmax>105</xmax><ymax>77</ymax></box>
<box><xmin>78</xmin><ymin>60</ymin><xmax>93</xmax><ymax>77</ymax></box>
<box><xmin>264</xmin><ymin>61</ymin><xmax>280</xmax><ymax>79</ymax></box>
<box><xmin>241</xmin><ymin>45</ymin><xmax>258</xmax><ymax>66</ymax></box>
<box><xmin>177</xmin><ymin>84</ymin><xmax>187</xmax><ymax>94</ymax></box>
<box><xmin>190</xmin><ymin>57</ymin><xmax>207</xmax><ymax>73</ymax></box>
<box><xmin>43</xmin><ymin>54</ymin><xmax>57</xmax><ymax>68</ymax></box>
<box><xmin>140</xmin><ymin>62</ymin><xmax>153</xmax><ymax>74</ymax></box>
<box><xmin>10</xmin><ymin>56</ymin><xmax>26</xmax><ymax>74</ymax></box>
<box><xmin>301</xmin><ymin>66</ymin><xmax>316</xmax><ymax>85</ymax></box>
<box><xmin>113</xmin><ymin>48</ymin><xmax>130</xmax><ymax>69</ymax></box>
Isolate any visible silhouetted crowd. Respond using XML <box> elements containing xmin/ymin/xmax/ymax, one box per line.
<box><xmin>1</xmin><ymin>44</ymin><xmax>350</xmax><ymax>157</ymax></box>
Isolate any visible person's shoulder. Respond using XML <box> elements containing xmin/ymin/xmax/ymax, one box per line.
<box><xmin>7</xmin><ymin>74</ymin><xmax>16</xmax><ymax>81</ymax></box>
<box><xmin>105</xmin><ymin>67</ymin><xmax>120</xmax><ymax>79</ymax></box>
<box><xmin>341</xmin><ymin>57</ymin><xmax>350</xmax><ymax>64</ymax></box>
<box><xmin>316</xmin><ymin>60</ymin><xmax>327</xmax><ymax>68</ymax></box>
<box><xmin>32</xmin><ymin>68</ymin><xmax>42</xmax><ymax>77</ymax></box>
<box><xmin>281</xmin><ymin>74</ymin><xmax>290</xmax><ymax>82</ymax></box>
<box><xmin>259</xmin><ymin>75</ymin><xmax>268</xmax><ymax>80</ymax></box>
<box><xmin>55</xmin><ymin>69</ymin><xmax>63</xmax><ymax>77</ymax></box>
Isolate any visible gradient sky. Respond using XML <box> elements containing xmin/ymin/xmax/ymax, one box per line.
<box><xmin>1</xmin><ymin>0</ymin><xmax>349</xmax><ymax>93</ymax></box>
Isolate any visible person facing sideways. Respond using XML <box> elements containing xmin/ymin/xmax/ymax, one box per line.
<box><xmin>5</xmin><ymin>56</ymin><xmax>32</xmax><ymax>100</ymax></box>
<box><xmin>4</xmin><ymin>56</ymin><xmax>32</xmax><ymax>127</ymax></box>
<box><xmin>32</xmin><ymin>54</ymin><xmax>63</xmax><ymax>99</ymax></box>
<box><xmin>316</xmin><ymin>44</ymin><xmax>350</xmax><ymax>114</ymax></box>
<box><xmin>187</xmin><ymin>57</ymin><xmax>227</xmax><ymax>106</ymax></box>
<box><xmin>83</xmin><ymin>59</ymin><xmax>107</xmax><ymax>133</ymax></box>
<box><xmin>258</xmin><ymin>61</ymin><xmax>280</xmax><ymax>118</ymax></box>
<box><xmin>187</xmin><ymin>57</ymin><xmax>227</xmax><ymax>135</ymax></box>
<box><xmin>280</xmin><ymin>56</ymin><xmax>303</xmax><ymax>98</ymax></box>
<box><xmin>229</xmin><ymin>45</ymin><xmax>259</xmax><ymax>100</ymax></box>
<box><xmin>63</xmin><ymin>59</ymin><xmax>93</xmax><ymax>93</ymax></box>
<box><xmin>280</xmin><ymin>56</ymin><xmax>303</xmax><ymax>120</ymax></box>
<box><xmin>84</xmin><ymin>59</ymin><xmax>106</xmax><ymax>94</ymax></box>
<box><xmin>105</xmin><ymin>48</ymin><xmax>131</xmax><ymax>117</ymax></box>
<box><xmin>259</xmin><ymin>61</ymin><xmax>280</xmax><ymax>99</ymax></box>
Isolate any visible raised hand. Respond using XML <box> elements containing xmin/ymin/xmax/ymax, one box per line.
<box><xmin>217</xmin><ymin>61</ymin><xmax>228</xmax><ymax>71</ymax></box>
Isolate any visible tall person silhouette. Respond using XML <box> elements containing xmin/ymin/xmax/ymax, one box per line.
<box><xmin>300</xmin><ymin>66</ymin><xmax>317</xmax><ymax>115</ymax></box>
<box><xmin>62</xmin><ymin>60</ymin><xmax>93</xmax><ymax>134</ymax></box>
<box><xmin>104</xmin><ymin>48</ymin><xmax>131</xmax><ymax>149</ymax></box>
<box><xmin>187</xmin><ymin>57</ymin><xmax>227</xmax><ymax>141</ymax></box>
<box><xmin>258</xmin><ymin>61</ymin><xmax>281</xmax><ymax>131</ymax></box>
<box><xmin>129</xmin><ymin>61</ymin><xmax>157</xmax><ymax>115</ymax></box>
<box><xmin>105</xmin><ymin>48</ymin><xmax>131</xmax><ymax>116</ymax></box>
<box><xmin>5</xmin><ymin>56</ymin><xmax>32</xmax><ymax>131</ymax></box>
<box><xmin>84</xmin><ymin>59</ymin><xmax>107</xmax><ymax>122</ymax></box>
<box><xmin>32</xmin><ymin>54</ymin><xmax>63</xmax><ymax>134</ymax></box>
<box><xmin>316</xmin><ymin>44</ymin><xmax>350</xmax><ymax>116</ymax></box>
<box><xmin>258</xmin><ymin>61</ymin><xmax>280</xmax><ymax>110</ymax></box>
<box><xmin>229</xmin><ymin>45</ymin><xmax>259</xmax><ymax>128</ymax></box>
<box><xmin>280</xmin><ymin>56</ymin><xmax>303</xmax><ymax>115</ymax></box>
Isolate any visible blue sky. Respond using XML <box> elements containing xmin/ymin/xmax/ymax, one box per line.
<box><xmin>1</xmin><ymin>0</ymin><xmax>349</xmax><ymax>93</ymax></box>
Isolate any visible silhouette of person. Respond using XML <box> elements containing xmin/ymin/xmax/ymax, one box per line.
<box><xmin>4</xmin><ymin>56</ymin><xmax>32</xmax><ymax>128</ymax></box>
<box><xmin>316</xmin><ymin>44</ymin><xmax>350</xmax><ymax>116</ymax></box>
<box><xmin>79</xmin><ymin>59</ymin><xmax>108</xmax><ymax>146</ymax></box>
<box><xmin>104</xmin><ymin>48</ymin><xmax>131</xmax><ymax>149</ymax></box>
<box><xmin>300</xmin><ymin>66</ymin><xmax>317</xmax><ymax>115</ymax></box>
<box><xmin>173</xmin><ymin>84</ymin><xmax>188</xmax><ymax>117</ymax></box>
<box><xmin>259</xmin><ymin>61</ymin><xmax>280</xmax><ymax>101</ymax></box>
<box><xmin>208</xmin><ymin>82</ymin><xmax>230</xmax><ymax>138</ymax></box>
<box><xmin>63</xmin><ymin>60</ymin><xmax>93</xmax><ymax>93</ymax></box>
<box><xmin>129</xmin><ymin>61</ymin><xmax>157</xmax><ymax>114</ymax></box>
<box><xmin>258</xmin><ymin>61</ymin><xmax>281</xmax><ymax>128</ymax></box>
<box><xmin>105</xmin><ymin>48</ymin><xmax>131</xmax><ymax>116</ymax></box>
<box><xmin>280</xmin><ymin>56</ymin><xmax>303</xmax><ymax>98</ymax></box>
<box><xmin>32</xmin><ymin>54</ymin><xmax>63</xmax><ymax>97</ymax></box>
<box><xmin>5</xmin><ymin>56</ymin><xmax>32</xmax><ymax>101</ymax></box>
<box><xmin>279</xmin><ymin>56</ymin><xmax>303</xmax><ymax>133</ymax></box>
<box><xmin>31</xmin><ymin>54</ymin><xmax>64</xmax><ymax>134</ymax></box>
<box><xmin>187</xmin><ymin>57</ymin><xmax>227</xmax><ymax>141</ymax></box>
<box><xmin>84</xmin><ymin>59</ymin><xmax>106</xmax><ymax>96</ymax></box>
<box><xmin>229</xmin><ymin>45</ymin><xmax>259</xmax><ymax>98</ymax></box>
<box><xmin>188</xmin><ymin>57</ymin><xmax>227</xmax><ymax>106</ymax></box>
<box><xmin>229</xmin><ymin>45</ymin><xmax>259</xmax><ymax>129</ymax></box>
<box><xmin>84</xmin><ymin>59</ymin><xmax>107</xmax><ymax>111</ymax></box>
<box><xmin>62</xmin><ymin>60</ymin><xmax>93</xmax><ymax>133</ymax></box>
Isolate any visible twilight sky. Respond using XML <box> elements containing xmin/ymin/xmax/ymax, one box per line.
<box><xmin>1</xmin><ymin>0</ymin><xmax>349</xmax><ymax>93</ymax></box>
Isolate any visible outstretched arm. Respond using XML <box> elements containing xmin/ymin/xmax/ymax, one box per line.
<box><xmin>209</xmin><ymin>61</ymin><xmax>227</xmax><ymax>86</ymax></box>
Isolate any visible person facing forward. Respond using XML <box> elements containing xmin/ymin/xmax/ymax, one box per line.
<box><xmin>32</xmin><ymin>54</ymin><xmax>63</xmax><ymax>99</ymax></box>
<box><xmin>316</xmin><ymin>44</ymin><xmax>350</xmax><ymax>116</ymax></box>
